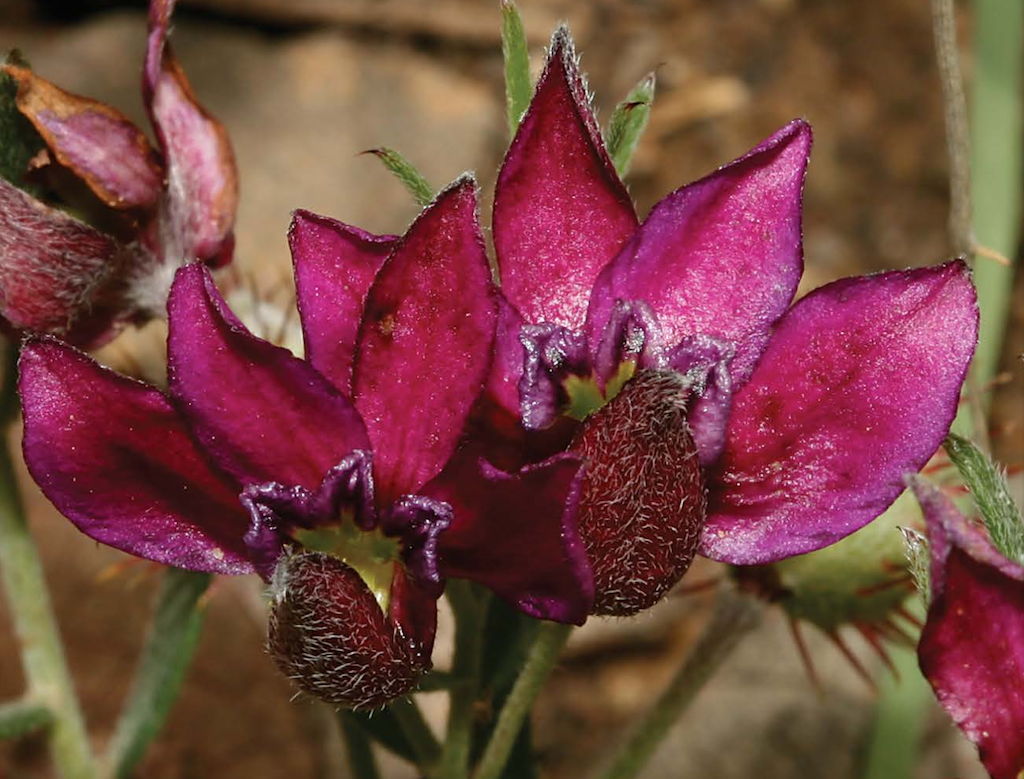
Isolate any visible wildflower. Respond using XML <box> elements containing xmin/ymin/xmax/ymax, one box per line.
<box><xmin>0</xmin><ymin>0</ymin><xmax>237</xmax><ymax>346</ymax></box>
<box><xmin>911</xmin><ymin>478</ymin><xmax>1024</xmax><ymax>779</ymax></box>
<box><xmin>19</xmin><ymin>180</ymin><xmax>592</xmax><ymax>708</ymax></box>
<box><xmin>477</xmin><ymin>29</ymin><xmax>979</xmax><ymax>615</ymax></box>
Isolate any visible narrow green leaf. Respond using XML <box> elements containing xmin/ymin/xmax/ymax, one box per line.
<box><xmin>0</xmin><ymin>699</ymin><xmax>53</xmax><ymax>740</ymax></box>
<box><xmin>944</xmin><ymin>432</ymin><xmax>1024</xmax><ymax>564</ymax></box>
<box><xmin>366</xmin><ymin>147</ymin><xmax>434</xmax><ymax>207</ymax></box>
<box><xmin>0</xmin><ymin>50</ymin><xmax>44</xmax><ymax>190</ymax></box>
<box><xmin>501</xmin><ymin>0</ymin><xmax>532</xmax><ymax>138</ymax></box>
<box><xmin>604</xmin><ymin>72</ymin><xmax>656</xmax><ymax>178</ymax></box>
<box><xmin>103</xmin><ymin>569</ymin><xmax>211</xmax><ymax>779</ymax></box>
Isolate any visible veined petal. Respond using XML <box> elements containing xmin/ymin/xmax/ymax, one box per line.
<box><xmin>425</xmin><ymin>452</ymin><xmax>594</xmax><ymax>625</ymax></box>
<box><xmin>289</xmin><ymin>210</ymin><xmax>395</xmax><ymax>395</ymax></box>
<box><xmin>19</xmin><ymin>337</ymin><xmax>252</xmax><ymax>574</ymax></box>
<box><xmin>145</xmin><ymin>0</ymin><xmax>238</xmax><ymax>266</ymax></box>
<box><xmin>353</xmin><ymin>177</ymin><xmax>496</xmax><ymax>503</ymax></box>
<box><xmin>167</xmin><ymin>263</ymin><xmax>369</xmax><ymax>491</ymax></box>
<box><xmin>587</xmin><ymin>120</ymin><xmax>811</xmax><ymax>388</ymax></box>
<box><xmin>3</xmin><ymin>65</ymin><xmax>162</xmax><ymax>210</ymax></box>
<box><xmin>913</xmin><ymin>480</ymin><xmax>1024</xmax><ymax>779</ymax></box>
<box><xmin>493</xmin><ymin>27</ymin><xmax>638</xmax><ymax>330</ymax></box>
<box><xmin>702</xmin><ymin>261</ymin><xmax>978</xmax><ymax>564</ymax></box>
<box><xmin>0</xmin><ymin>178</ymin><xmax>121</xmax><ymax>341</ymax></box>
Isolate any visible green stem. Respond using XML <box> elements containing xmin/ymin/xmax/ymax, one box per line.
<box><xmin>0</xmin><ymin>349</ymin><xmax>96</xmax><ymax>778</ymax></box>
<box><xmin>0</xmin><ymin>698</ymin><xmax>53</xmax><ymax>740</ymax></box>
<box><xmin>438</xmin><ymin>581</ymin><xmax>486</xmax><ymax>779</ymax></box>
<box><xmin>472</xmin><ymin>621</ymin><xmax>572</xmax><ymax>779</ymax></box>
<box><xmin>101</xmin><ymin>569</ymin><xmax>211</xmax><ymax>779</ymax></box>
<box><xmin>594</xmin><ymin>589</ymin><xmax>762</xmax><ymax>779</ymax></box>
<box><xmin>339</xmin><ymin>712</ymin><xmax>382</xmax><ymax>779</ymax></box>
<box><xmin>390</xmin><ymin>695</ymin><xmax>441</xmax><ymax>772</ymax></box>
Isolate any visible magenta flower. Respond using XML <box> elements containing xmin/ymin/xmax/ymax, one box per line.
<box><xmin>0</xmin><ymin>0</ymin><xmax>237</xmax><ymax>346</ymax></box>
<box><xmin>911</xmin><ymin>479</ymin><xmax>1024</xmax><ymax>779</ymax></box>
<box><xmin>19</xmin><ymin>180</ymin><xmax>592</xmax><ymax>708</ymax></box>
<box><xmin>473</xmin><ymin>29</ymin><xmax>979</xmax><ymax>615</ymax></box>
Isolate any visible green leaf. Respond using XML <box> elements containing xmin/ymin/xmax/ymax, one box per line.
<box><xmin>944</xmin><ymin>432</ymin><xmax>1024</xmax><ymax>564</ymax></box>
<box><xmin>604</xmin><ymin>72</ymin><xmax>655</xmax><ymax>178</ymax></box>
<box><xmin>501</xmin><ymin>0</ymin><xmax>532</xmax><ymax>138</ymax></box>
<box><xmin>102</xmin><ymin>569</ymin><xmax>211</xmax><ymax>779</ymax></box>
<box><xmin>339</xmin><ymin>713</ymin><xmax>382</xmax><ymax>779</ymax></box>
<box><xmin>0</xmin><ymin>50</ymin><xmax>43</xmax><ymax>191</ymax></box>
<box><xmin>343</xmin><ymin>707</ymin><xmax>417</xmax><ymax>764</ymax></box>
<box><xmin>366</xmin><ymin>147</ymin><xmax>434</xmax><ymax>207</ymax></box>
<box><xmin>0</xmin><ymin>699</ymin><xmax>53</xmax><ymax>740</ymax></box>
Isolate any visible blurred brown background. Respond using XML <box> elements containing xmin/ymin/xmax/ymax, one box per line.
<box><xmin>0</xmin><ymin>0</ymin><xmax>1020</xmax><ymax>776</ymax></box>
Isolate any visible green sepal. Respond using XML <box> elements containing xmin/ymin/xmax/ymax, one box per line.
<box><xmin>0</xmin><ymin>50</ymin><xmax>44</xmax><ymax>192</ymax></box>
<box><xmin>501</xmin><ymin>0</ymin><xmax>532</xmax><ymax>138</ymax></box>
<box><xmin>365</xmin><ymin>147</ymin><xmax>434</xmax><ymax>207</ymax></box>
<box><xmin>944</xmin><ymin>432</ymin><xmax>1024</xmax><ymax>564</ymax></box>
<box><xmin>102</xmin><ymin>569</ymin><xmax>211</xmax><ymax>779</ymax></box>
<box><xmin>604</xmin><ymin>72</ymin><xmax>655</xmax><ymax>178</ymax></box>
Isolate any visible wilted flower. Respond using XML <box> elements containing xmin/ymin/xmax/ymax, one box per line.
<box><xmin>0</xmin><ymin>0</ymin><xmax>237</xmax><ymax>346</ymax></box>
<box><xmin>19</xmin><ymin>180</ymin><xmax>592</xmax><ymax>708</ymax></box>
<box><xmin>474</xmin><ymin>29</ymin><xmax>979</xmax><ymax>616</ymax></box>
<box><xmin>911</xmin><ymin>477</ymin><xmax>1024</xmax><ymax>779</ymax></box>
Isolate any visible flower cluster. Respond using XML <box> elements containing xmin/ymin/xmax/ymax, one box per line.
<box><xmin>15</xmin><ymin>20</ymin><xmax>980</xmax><ymax>711</ymax></box>
<box><xmin>0</xmin><ymin>0</ymin><xmax>236</xmax><ymax>347</ymax></box>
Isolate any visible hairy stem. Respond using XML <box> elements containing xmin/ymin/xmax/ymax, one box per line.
<box><xmin>472</xmin><ymin>621</ymin><xmax>572</xmax><ymax>779</ymax></box>
<box><xmin>594</xmin><ymin>589</ymin><xmax>762</xmax><ymax>779</ymax></box>
<box><xmin>438</xmin><ymin>581</ymin><xmax>486</xmax><ymax>779</ymax></box>
<box><xmin>0</xmin><ymin>698</ymin><xmax>53</xmax><ymax>740</ymax></box>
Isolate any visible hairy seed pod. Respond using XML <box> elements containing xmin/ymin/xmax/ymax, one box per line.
<box><xmin>572</xmin><ymin>369</ymin><xmax>707</xmax><ymax>617</ymax></box>
<box><xmin>267</xmin><ymin>552</ymin><xmax>428</xmax><ymax>710</ymax></box>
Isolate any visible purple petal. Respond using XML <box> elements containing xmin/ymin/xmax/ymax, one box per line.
<box><xmin>586</xmin><ymin>120</ymin><xmax>811</xmax><ymax>388</ymax></box>
<box><xmin>380</xmin><ymin>496</ymin><xmax>452</xmax><ymax>591</ymax></box>
<box><xmin>425</xmin><ymin>452</ymin><xmax>594</xmax><ymax>625</ymax></box>
<box><xmin>485</xmin><ymin>294</ymin><xmax>528</xmax><ymax>420</ymax></box>
<box><xmin>591</xmin><ymin>298</ymin><xmax>667</xmax><ymax>382</ymax></box>
<box><xmin>701</xmin><ymin>260</ymin><xmax>978</xmax><ymax>564</ymax></box>
<box><xmin>3</xmin><ymin>65</ymin><xmax>162</xmax><ymax>210</ymax></box>
<box><xmin>289</xmin><ymin>210</ymin><xmax>395</xmax><ymax>395</ymax></box>
<box><xmin>167</xmin><ymin>263</ymin><xmax>369</xmax><ymax>491</ymax></box>
<box><xmin>353</xmin><ymin>177</ymin><xmax>496</xmax><ymax>503</ymax></box>
<box><xmin>145</xmin><ymin>0</ymin><xmax>238</xmax><ymax>266</ymax></box>
<box><xmin>0</xmin><ymin>178</ymin><xmax>121</xmax><ymax>342</ymax></box>
<box><xmin>666</xmin><ymin>334</ymin><xmax>736</xmax><ymax>465</ymax></box>
<box><xmin>518</xmin><ymin>322</ymin><xmax>590</xmax><ymax>430</ymax></box>
<box><xmin>492</xmin><ymin>27</ymin><xmax>638</xmax><ymax>330</ymax></box>
<box><xmin>19</xmin><ymin>337</ymin><xmax>252</xmax><ymax>574</ymax></box>
<box><xmin>913</xmin><ymin>480</ymin><xmax>1024</xmax><ymax>779</ymax></box>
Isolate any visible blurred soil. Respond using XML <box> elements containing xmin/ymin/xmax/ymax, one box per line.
<box><xmin>0</xmin><ymin>0</ymin><xmax>1020</xmax><ymax>777</ymax></box>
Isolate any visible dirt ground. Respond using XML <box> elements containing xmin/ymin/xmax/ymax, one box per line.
<box><xmin>0</xmin><ymin>0</ymin><xmax>1020</xmax><ymax>777</ymax></box>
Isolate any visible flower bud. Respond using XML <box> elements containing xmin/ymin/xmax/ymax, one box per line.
<box><xmin>267</xmin><ymin>552</ymin><xmax>428</xmax><ymax>709</ymax></box>
<box><xmin>572</xmin><ymin>369</ymin><xmax>706</xmax><ymax>616</ymax></box>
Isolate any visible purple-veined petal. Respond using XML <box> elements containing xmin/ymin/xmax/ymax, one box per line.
<box><xmin>701</xmin><ymin>260</ymin><xmax>978</xmax><ymax>564</ymax></box>
<box><xmin>3</xmin><ymin>65</ymin><xmax>162</xmax><ymax>210</ymax></box>
<box><xmin>145</xmin><ymin>0</ymin><xmax>238</xmax><ymax>266</ymax></box>
<box><xmin>19</xmin><ymin>337</ymin><xmax>252</xmax><ymax>574</ymax></box>
<box><xmin>167</xmin><ymin>263</ymin><xmax>369</xmax><ymax>491</ymax></box>
<box><xmin>913</xmin><ymin>480</ymin><xmax>1024</xmax><ymax>779</ymax></box>
<box><xmin>492</xmin><ymin>27</ymin><xmax>638</xmax><ymax>330</ymax></box>
<box><xmin>425</xmin><ymin>452</ymin><xmax>594</xmax><ymax>625</ymax></box>
<box><xmin>0</xmin><ymin>178</ymin><xmax>121</xmax><ymax>342</ymax></box>
<box><xmin>289</xmin><ymin>210</ymin><xmax>395</xmax><ymax>395</ymax></box>
<box><xmin>353</xmin><ymin>177</ymin><xmax>496</xmax><ymax>504</ymax></box>
<box><xmin>586</xmin><ymin>120</ymin><xmax>811</xmax><ymax>388</ymax></box>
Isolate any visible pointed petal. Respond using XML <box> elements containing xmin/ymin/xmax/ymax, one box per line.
<box><xmin>425</xmin><ymin>452</ymin><xmax>594</xmax><ymax>625</ymax></box>
<box><xmin>492</xmin><ymin>27</ymin><xmax>638</xmax><ymax>330</ymax></box>
<box><xmin>702</xmin><ymin>261</ymin><xmax>978</xmax><ymax>564</ymax></box>
<box><xmin>913</xmin><ymin>481</ymin><xmax>1024</xmax><ymax>779</ymax></box>
<box><xmin>19</xmin><ymin>338</ymin><xmax>252</xmax><ymax>574</ymax></box>
<box><xmin>289</xmin><ymin>210</ymin><xmax>395</xmax><ymax>395</ymax></box>
<box><xmin>145</xmin><ymin>0</ymin><xmax>238</xmax><ymax>265</ymax></box>
<box><xmin>353</xmin><ymin>177</ymin><xmax>496</xmax><ymax>503</ymax></box>
<box><xmin>485</xmin><ymin>293</ymin><xmax>527</xmax><ymax>420</ymax></box>
<box><xmin>587</xmin><ymin>120</ymin><xmax>811</xmax><ymax>388</ymax></box>
<box><xmin>3</xmin><ymin>65</ymin><xmax>162</xmax><ymax>210</ymax></box>
<box><xmin>167</xmin><ymin>263</ymin><xmax>368</xmax><ymax>491</ymax></box>
<box><xmin>0</xmin><ymin>178</ymin><xmax>120</xmax><ymax>340</ymax></box>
